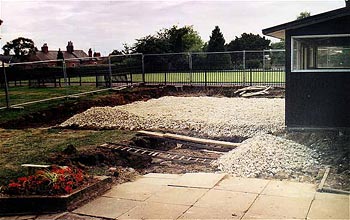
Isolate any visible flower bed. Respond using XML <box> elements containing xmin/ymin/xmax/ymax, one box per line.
<box><xmin>0</xmin><ymin>166</ymin><xmax>112</xmax><ymax>215</ymax></box>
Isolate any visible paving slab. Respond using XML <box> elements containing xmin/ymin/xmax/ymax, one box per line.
<box><xmin>244</xmin><ymin>194</ymin><xmax>312</xmax><ymax>219</ymax></box>
<box><xmin>103</xmin><ymin>181</ymin><xmax>166</xmax><ymax>201</ymax></box>
<box><xmin>147</xmin><ymin>186</ymin><xmax>208</xmax><ymax>205</ymax></box>
<box><xmin>132</xmin><ymin>176</ymin><xmax>176</xmax><ymax>186</ymax></box>
<box><xmin>143</xmin><ymin>173</ymin><xmax>182</xmax><ymax>179</ymax></box>
<box><xmin>214</xmin><ymin>176</ymin><xmax>270</xmax><ymax>194</ymax></box>
<box><xmin>194</xmin><ymin>189</ymin><xmax>257</xmax><ymax>213</ymax></box>
<box><xmin>169</xmin><ymin>172</ymin><xmax>226</xmax><ymax>189</ymax></box>
<box><xmin>118</xmin><ymin>202</ymin><xmax>190</xmax><ymax>219</ymax></box>
<box><xmin>179</xmin><ymin>206</ymin><xmax>242</xmax><ymax>219</ymax></box>
<box><xmin>73</xmin><ymin>197</ymin><xmax>140</xmax><ymax>219</ymax></box>
<box><xmin>262</xmin><ymin>180</ymin><xmax>316</xmax><ymax>198</ymax></box>
<box><xmin>57</xmin><ymin>213</ymin><xmax>103</xmax><ymax>220</ymax></box>
<box><xmin>35</xmin><ymin>212</ymin><xmax>68</xmax><ymax>220</ymax></box>
<box><xmin>307</xmin><ymin>193</ymin><xmax>350</xmax><ymax>219</ymax></box>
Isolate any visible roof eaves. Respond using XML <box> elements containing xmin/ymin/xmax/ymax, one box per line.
<box><xmin>263</xmin><ymin>7</ymin><xmax>350</xmax><ymax>39</ymax></box>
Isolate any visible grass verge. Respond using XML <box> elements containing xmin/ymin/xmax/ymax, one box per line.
<box><xmin>0</xmin><ymin>128</ymin><xmax>135</xmax><ymax>185</ymax></box>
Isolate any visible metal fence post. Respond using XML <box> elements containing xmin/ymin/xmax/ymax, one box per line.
<box><xmin>62</xmin><ymin>60</ymin><xmax>69</xmax><ymax>98</ymax></box>
<box><xmin>142</xmin><ymin>54</ymin><xmax>145</xmax><ymax>84</ymax></box>
<box><xmin>3</xmin><ymin>62</ymin><xmax>10</xmax><ymax>108</ymax></box>
<box><xmin>164</xmin><ymin>72</ymin><xmax>167</xmax><ymax>85</ymax></box>
<box><xmin>250</xmin><ymin>69</ymin><xmax>253</xmax><ymax>86</ymax></box>
<box><xmin>188</xmin><ymin>52</ymin><xmax>192</xmax><ymax>85</ymax></box>
<box><xmin>204</xmin><ymin>70</ymin><xmax>207</xmax><ymax>88</ymax></box>
<box><xmin>108</xmin><ymin>56</ymin><xmax>113</xmax><ymax>88</ymax></box>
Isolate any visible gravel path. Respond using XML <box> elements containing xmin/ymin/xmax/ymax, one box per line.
<box><xmin>60</xmin><ymin>96</ymin><xmax>284</xmax><ymax>138</ymax></box>
<box><xmin>214</xmin><ymin>134</ymin><xmax>321</xmax><ymax>181</ymax></box>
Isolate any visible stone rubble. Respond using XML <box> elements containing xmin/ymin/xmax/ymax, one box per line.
<box><xmin>60</xmin><ymin>96</ymin><xmax>285</xmax><ymax>138</ymax></box>
<box><xmin>214</xmin><ymin>134</ymin><xmax>321</xmax><ymax>181</ymax></box>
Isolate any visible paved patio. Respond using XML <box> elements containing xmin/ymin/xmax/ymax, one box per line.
<box><xmin>2</xmin><ymin>173</ymin><xmax>348</xmax><ymax>219</ymax></box>
<box><xmin>69</xmin><ymin>172</ymin><xmax>349</xmax><ymax>219</ymax></box>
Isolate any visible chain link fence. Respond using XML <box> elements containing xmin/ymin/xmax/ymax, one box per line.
<box><xmin>1</xmin><ymin>50</ymin><xmax>285</xmax><ymax>109</ymax></box>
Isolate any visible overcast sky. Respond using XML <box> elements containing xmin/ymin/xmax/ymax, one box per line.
<box><xmin>0</xmin><ymin>0</ymin><xmax>346</xmax><ymax>56</ymax></box>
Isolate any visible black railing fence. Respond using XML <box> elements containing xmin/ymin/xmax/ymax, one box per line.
<box><xmin>1</xmin><ymin>50</ymin><xmax>285</xmax><ymax>108</ymax></box>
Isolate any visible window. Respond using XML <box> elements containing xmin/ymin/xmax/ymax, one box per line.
<box><xmin>292</xmin><ymin>35</ymin><xmax>350</xmax><ymax>72</ymax></box>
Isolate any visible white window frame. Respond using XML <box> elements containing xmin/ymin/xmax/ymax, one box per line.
<box><xmin>291</xmin><ymin>34</ymin><xmax>350</xmax><ymax>72</ymax></box>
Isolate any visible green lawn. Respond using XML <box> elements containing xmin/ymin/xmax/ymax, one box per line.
<box><xmin>0</xmin><ymin>85</ymin><xmax>102</xmax><ymax>108</ymax></box>
<box><xmin>131</xmin><ymin>70</ymin><xmax>285</xmax><ymax>84</ymax></box>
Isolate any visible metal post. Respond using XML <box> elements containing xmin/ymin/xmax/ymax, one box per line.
<box><xmin>188</xmin><ymin>52</ymin><xmax>192</xmax><ymax>85</ymax></box>
<box><xmin>3</xmin><ymin>62</ymin><xmax>10</xmax><ymax>108</ymax></box>
<box><xmin>164</xmin><ymin>72</ymin><xmax>167</xmax><ymax>85</ymax></box>
<box><xmin>142</xmin><ymin>54</ymin><xmax>145</xmax><ymax>83</ymax></box>
<box><xmin>108</xmin><ymin>56</ymin><xmax>113</xmax><ymax>88</ymax></box>
<box><xmin>243</xmin><ymin>50</ymin><xmax>246</xmax><ymax>70</ymax></box>
<box><xmin>263</xmin><ymin>50</ymin><xmax>265</xmax><ymax>70</ymax></box>
<box><xmin>62</xmin><ymin>60</ymin><xmax>68</xmax><ymax>98</ymax></box>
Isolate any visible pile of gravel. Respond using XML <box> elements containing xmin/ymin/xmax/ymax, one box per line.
<box><xmin>214</xmin><ymin>134</ymin><xmax>321</xmax><ymax>181</ymax></box>
<box><xmin>61</xmin><ymin>96</ymin><xmax>284</xmax><ymax>138</ymax></box>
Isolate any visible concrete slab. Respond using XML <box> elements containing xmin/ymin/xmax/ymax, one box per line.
<box><xmin>194</xmin><ymin>189</ymin><xmax>257</xmax><ymax>213</ymax></box>
<box><xmin>169</xmin><ymin>172</ymin><xmax>226</xmax><ymax>189</ymax></box>
<box><xmin>179</xmin><ymin>206</ymin><xmax>242</xmax><ymax>219</ymax></box>
<box><xmin>35</xmin><ymin>212</ymin><xmax>68</xmax><ymax>220</ymax></box>
<box><xmin>147</xmin><ymin>186</ymin><xmax>208</xmax><ymax>205</ymax></box>
<box><xmin>118</xmin><ymin>202</ymin><xmax>190</xmax><ymax>219</ymax></box>
<box><xmin>103</xmin><ymin>182</ymin><xmax>166</xmax><ymax>201</ymax></box>
<box><xmin>73</xmin><ymin>197</ymin><xmax>140</xmax><ymax>219</ymax></box>
<box><xmin>56</xmin><ymin>213</ymin><xmax>103</xmax><ymax>220</ymax></box>
<box><xmin>308</xmin><ymin>193</ymin><xmax>350</xmax><ymax>219</ymax></box>
<box><xmin>262</xmin><ymin>180</ymin><xmax>316</xmax><ymax>198</ymax></box>
<box><xmin>143</xmin><ymin>173</ymin><xmax>182</xmax><ymax>179</ymax></box>
<box><xmin>245</xmin><ymin>194</ymin><xmax>312</xmax><ymax>219</ymax></box>
<box><xmin>132</xmin><ymin>176</ymin><xmax>176</xmax><ymax>186</ymax></box>
<box><xmin>215</xmin><ymin>176</ymin><xmax>270</xmax><ymax>194</ymax></box>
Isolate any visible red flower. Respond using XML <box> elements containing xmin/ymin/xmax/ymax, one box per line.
<box><xmin>66</xmin><ymin>181</ymin><xmax>74</xmax><ymax>185</ymax></box>
<box><xmin>17</xmin><ymin>177</ymin><xmax>28</xmax><ymax>182</ymax></box>
<box><xmin>64</xmin><ymin>185</ymin><xmax>72</xmax><ymax>194</ymax></box>
<box><xmin>8</xmin><ymin>182</ymin><xmax>21</xmax><ymax>188</ymax></box>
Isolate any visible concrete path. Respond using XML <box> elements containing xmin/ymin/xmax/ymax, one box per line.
<box><xmin>70</xmin><ymin>172</ymin><xmax>349</xmax><ymax>220</ymax></box>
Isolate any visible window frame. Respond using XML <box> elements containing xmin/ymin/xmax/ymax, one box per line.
<box><xmin>291</xmin><ymin>34</ymin><xmax>350</xmax><ymax>72</ymax></box>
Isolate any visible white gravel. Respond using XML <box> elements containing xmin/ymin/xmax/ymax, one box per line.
<box><xmin>215</xmin><ymin>134</ymin><xmax>321</xmax><ymax>180</ymax></box>
<box><xmin>60</xmin><ymin>96</ymin><xmax>284</xmax><ymax>137</ymax></box>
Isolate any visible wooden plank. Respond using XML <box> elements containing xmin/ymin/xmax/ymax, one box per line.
<box><xmin>138</xmin><ymin>131</ymin><xmax>239</xmax><ymax>148</ymax></box>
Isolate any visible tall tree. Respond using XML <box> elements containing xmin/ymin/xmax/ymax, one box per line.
<box><xmin>297</xmin><ymin>11</ymin><xmax>311</xmax><ymax>20</ymax></box>
<box><xmin>207</xmin><ymin>26</ymin><xmax>226</xmax><ymax>52</ymax></box>
<box><xmin>205</xmin><ymin>26</ymin><xmax>232</xmax><ymax>69</ymax></box>
<box><xmin>2</xmin><ymin>37</ymin><xmax>37</xmax><ymax>61</ymax></box>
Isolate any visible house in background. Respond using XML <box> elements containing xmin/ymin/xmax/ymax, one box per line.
<box><xmin>29</xmin><ymin>41</ymin><xmax>90</xmax><ymax>67</ymax></box>
<box><xmin>263</xmin><ymin>1</ymin><xmax>350</xmax><ymax>129</ymax></box>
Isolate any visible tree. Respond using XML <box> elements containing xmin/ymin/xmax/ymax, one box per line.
<box><xmin>131</xmin><ymin>25</ymin><xmax>203</xmax><ymax>54</ymax></box>
<box><xmin>205</xmin><ymin>26</ymin><xmax>232</xmax><ymax>69</ymax></box>
<box><xmin>297</xmin><ymin>11</ymin><xmax>311</xmax><ymax>20</ymax></box>
<box><xmin>270</xmin><ymin>40</ymin><xmax>285</xmax><ymax>49</ymax></box>
<box><xmin>2</xmin><ymin>37</ymin><xmax>37</xmax><ymax>61</ymax></box>
<box><xmin>226</xmin><ymin>33</ymin><xmax>271</xmax><ymax>68</ymax></box>
<box><xmin>207</xmin><ymin>26</ymin><xmax>226</xmax><ymax>52</ymax></box>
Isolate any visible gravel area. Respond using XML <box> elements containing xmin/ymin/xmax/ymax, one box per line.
<box><xmin>214</xmin><ymin>134</ymin><xmax>322</xmax><ymax>182</ymax></box>
<box><xmin>60</xmin><ymin>96</ymin><xmax>284</xmax><ymax>138</ymax></box>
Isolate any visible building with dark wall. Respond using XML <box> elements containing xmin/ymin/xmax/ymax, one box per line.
<box><xmin>263</xmin><ymin>2</ymin><xmax>350</xmax><ymax>129</ymax></box>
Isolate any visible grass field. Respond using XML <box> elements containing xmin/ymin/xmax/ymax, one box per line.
<box><xmin>0</xmin><ymin>85</ymin><xmax>101</xmax><ymax>108</ymax></box>
<box><xmin>131</xmin><ymin>70</ymin><xmax>285</xmax><ymax>84</ymax></box>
